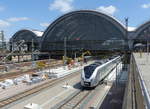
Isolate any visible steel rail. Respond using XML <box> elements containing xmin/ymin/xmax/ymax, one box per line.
<box><xmin>57</xmin><ymin>90</ymin><xmax>91</xmax><ymax>109</ymax></box>
<box><xmin>0</xmin><ymin>71</ymin><xmax>80</xmax><ymax>108</ymax></box>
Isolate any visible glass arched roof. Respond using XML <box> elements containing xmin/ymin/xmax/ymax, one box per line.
<box><xmin>41</xmin><ymin>10</ymin><xmax>128</xmax><ymax>51</ymax></box>
<box><xmin>10</xmin><ymin>29</ymin><xmax>43</xmax><ymax>43</ymax></box>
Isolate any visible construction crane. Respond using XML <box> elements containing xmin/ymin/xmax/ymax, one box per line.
<box><xmin>81</xmin><ymin>51</ymin><xmax>91</xmax><ymax>59</ymax></box>
<box><xmin>75</xmin><ymin>50</ymin><xmax>91</xmax><ymax>65</ymax></box>
<box><xmin>62</xmin><ymin>51</ymin><xmax>91</xmax><ymax>65</ymax></box>
<box><xmin>78</xmin><ymin>51</ymin><xmax>91</xmax><ymax>61</ymax></box>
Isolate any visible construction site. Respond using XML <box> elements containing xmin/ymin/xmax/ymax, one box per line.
<box><xmin>0</xmin><ymin>10</ymin><xmax>149</xmax><ymax>109</ymax></box>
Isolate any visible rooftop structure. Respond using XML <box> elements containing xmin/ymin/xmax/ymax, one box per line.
<box><xmin>40</xmin><ymin>10</ymin><xmax>128</xmax><ymax>52</ymax></box>
<box><xmin>8</xmin><ymin>10</ymin><xmax>150</xmax><ymax>53</ymax></box>
<box><xmin>10</xmin><ymin>29</ymin><xmax>43</xmax><ymax>52</ymax></box>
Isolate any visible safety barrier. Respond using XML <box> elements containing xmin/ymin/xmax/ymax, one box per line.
<box><xmin>123</xmin><ymin>53</ymin><xmax>150</xmax><ymax>109</ymax></box>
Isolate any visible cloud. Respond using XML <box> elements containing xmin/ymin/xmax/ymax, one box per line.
<box><xmin>7</xmin><ymin>17</ymin><xmax>29</xmax><ymax>22</ymax></box>
<box><xmin>0</xmin><ymin>6</ymin><xmax>5</xmax><ymax>11</ymax></box>
<box><xmin>128</xmin><ymin>27</ymin><xmax>136</xmax><ymax>31</ymax></box>
<box><xmin>141</xmin><ymin>3</ymin><xmax>150</xmax><ymax>9</ymax></box>
<box><xmin>96</xmin><ymin>5</ymin><xmax>117</xmax><ymax>15</ymax></box>
<box><xmin>49</xmin><ymin>0</ymin><xmax>74</xmax><ymax>13</ymax></box>
<box><xmin>0</xmin><ymin>20</ymin><xmax>10</xmax><ymax>27</ymax></box>
<box><xmin>40</xmin><ymin>23</ymin><xmax>50</xmax><ymax>27</ymax></box>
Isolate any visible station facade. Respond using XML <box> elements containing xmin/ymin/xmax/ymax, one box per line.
<box><xmin>10</xmin><ymin>10</ymin><xmax>150</xmax><ymax>55</ymax></box>
<box><xmin>41</xmin><ymin>10</ymin><xmax>128</xmax><ymax>53</ymax></box>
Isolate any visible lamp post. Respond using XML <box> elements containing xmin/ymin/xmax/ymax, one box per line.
<box><xmin>31</xmin><ymin>39</ymin><xmax>34</xmax><ymax>68</ymax></box>
<box><xmin>49</xmin><ymin>53</ymin><xmax>51</xmax><ymax>73</ymax></box>
<box><xmin>144</xmin><ymin>30</ymin><xmax>149</xmax><ymax>62</ymax></box>
<box><xmin>147</xmin><ymin>30</ymin><xmax>150</xmax><ymax>63</ymax></box>
<box><xmin>147</xmin><ymin>32</ymin><xmax>149</xmax><ymax>56</ymax></box>
<box><xmin>124</xmin><ymin>17</ymin><xmax>128</xmax><ymax>65</ymax></box>
<box><xmin>125</xmin><ymin>18</ymin><xmax>129</xmax><ymax>51</ymax></box>
<box><xmin>64</xmin><ymin>37</ymin><xmax>67</xmax><ymax>66</ymax></box>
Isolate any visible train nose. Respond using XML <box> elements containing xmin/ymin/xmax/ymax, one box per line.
<box><xmin>84</xmin><ymin>81</ymin><xmax>91</xmax><ymax>87</ymax></box>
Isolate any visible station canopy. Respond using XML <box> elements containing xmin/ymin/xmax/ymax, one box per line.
<box><xmin>10</xmin><ymin>29</ymin><xmax>43</xmax><ymax>52</ymax></box>
<box><xmin>10</xmin><ymin>29</ymin><xmax>43</xmax><ymax>43</ymax></box>
<box><xmin>41</xmin><ymin>10</ymin><xmax>128</xmax><ymax>52</ymax></box>
<box><xmin>134</xmin><ymin>21</ymin><xmax>150</xmax><ymax>45</ymax></box>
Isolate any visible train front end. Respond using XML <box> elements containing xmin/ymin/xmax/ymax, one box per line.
<box><xmin>81</xmin><ymin>65</ymin><xmax>97</xmax><ymax>87</ymax></box>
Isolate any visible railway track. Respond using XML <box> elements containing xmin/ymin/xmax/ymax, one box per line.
<box><xmin>0</xmin><ymin>60</ymin><xmax>63</xmax><ymax>81</ymax></box>
<box><xmin>57</xmin><ymin>90</ymin><xmax>91</xmax><ymax>109</ymax></box>
<box><xmin>0</xmin><ymin>71</ymin><xmax>80</xmax><ymax>108</ymax></box>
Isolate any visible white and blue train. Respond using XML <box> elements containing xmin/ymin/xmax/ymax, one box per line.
<box><xmin>81</xmin><ymin>56</ymin><xmax>121</xmax><ymax>87</ymax></box>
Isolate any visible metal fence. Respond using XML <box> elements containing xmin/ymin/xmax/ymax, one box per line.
<box><xmin>123</xmin><ymin>53</ymin><xmax>150</xmax><ymax>109</ymax></box>
<box><xmin>132</xmin><ymin>54</ymin><xmax>150</xmax><ymax>109</ymax></box>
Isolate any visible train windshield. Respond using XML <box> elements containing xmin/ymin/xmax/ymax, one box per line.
<box><xmin>84</xmin><ymin>64</ymin><xmax>98</xmax><ymax>79</ymax></box>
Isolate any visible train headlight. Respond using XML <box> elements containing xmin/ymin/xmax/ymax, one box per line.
<box><xmin>91</xmin><ymin>78</ymin><xmax>94</xmax><ymax>82</ymax></box>
<box><xmin>81</xmin><ymin>75</ymin><xmax>84</xmax><ymax>80</ymax></box>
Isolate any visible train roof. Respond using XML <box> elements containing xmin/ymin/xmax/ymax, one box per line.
<box><xmin>86</xmin><ymin>62</ymin><xmax>102</xmax><ymax>68</ymax></box>
<box><xmin>94</xmin><ymin>61</ymin><xmax>103</xmax><ymax>65</ymax></box>
<box><xmin>86</xmin><ymin>55</ymin><xmax>119</xmax><ymax>69</ymax></box>
<box><xmin>84</xmin><ymin>64</ymin><xmax>99</xmax><ymax>71</ymax></box>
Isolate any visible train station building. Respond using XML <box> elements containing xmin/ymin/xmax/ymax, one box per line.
<box><xmin>40</xmin><ymin>10</ymin><xmax>128</xmax><ymax>53</ymax></box>
<box><xmin>3</xmin><ymin>8</ymin><xmax>150</xmax><ymax>109</ymax></box>
<box><xmin>129</xmin><ymin>21</ymin><xmax>150</xmax><ymax>51</ymax></box>
<box><xmin>9</xmin><ymin>10</ymin><xmax>150</xmax><ymax>57</ymax></box>
<box><xmin>10</xmin><ymin>29</ymin><xmax>43</xmax><ymax>52</ymax></box>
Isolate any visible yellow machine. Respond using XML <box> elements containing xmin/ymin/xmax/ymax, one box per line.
<box><xmin>81</xmin><ymin>51</ymin><xmax>91</xmax><ymax>61</ymax></box>
<box><xmin>36</xmin><ymin>61</ymin><xmax>46</xmax><ymax>69</ymax></box>
<box><xmin>62</xmin><ymin>51</ymin><xmax>91</xmax><ymax>65</ymax></box>
<box><xmin>62</xmin><ymin>56</ymin><xmax>72</xmax><ymax>65</ymax></box>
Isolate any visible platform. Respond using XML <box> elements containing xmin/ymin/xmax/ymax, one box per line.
<box><xmin>132</xmin><ymin>53</ymin><xmax>150</xmax><ymax>109</ymax></box>
<box><xmin>134</xmin><ymin>53</ymin><xmax>150</xmax><ymax>96</ymax></box>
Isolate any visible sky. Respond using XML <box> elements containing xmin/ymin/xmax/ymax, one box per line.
<box><xmin>0</xmin><ymin>0</ymin><xmax>150</xmax><ymax>41</ymax></box>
